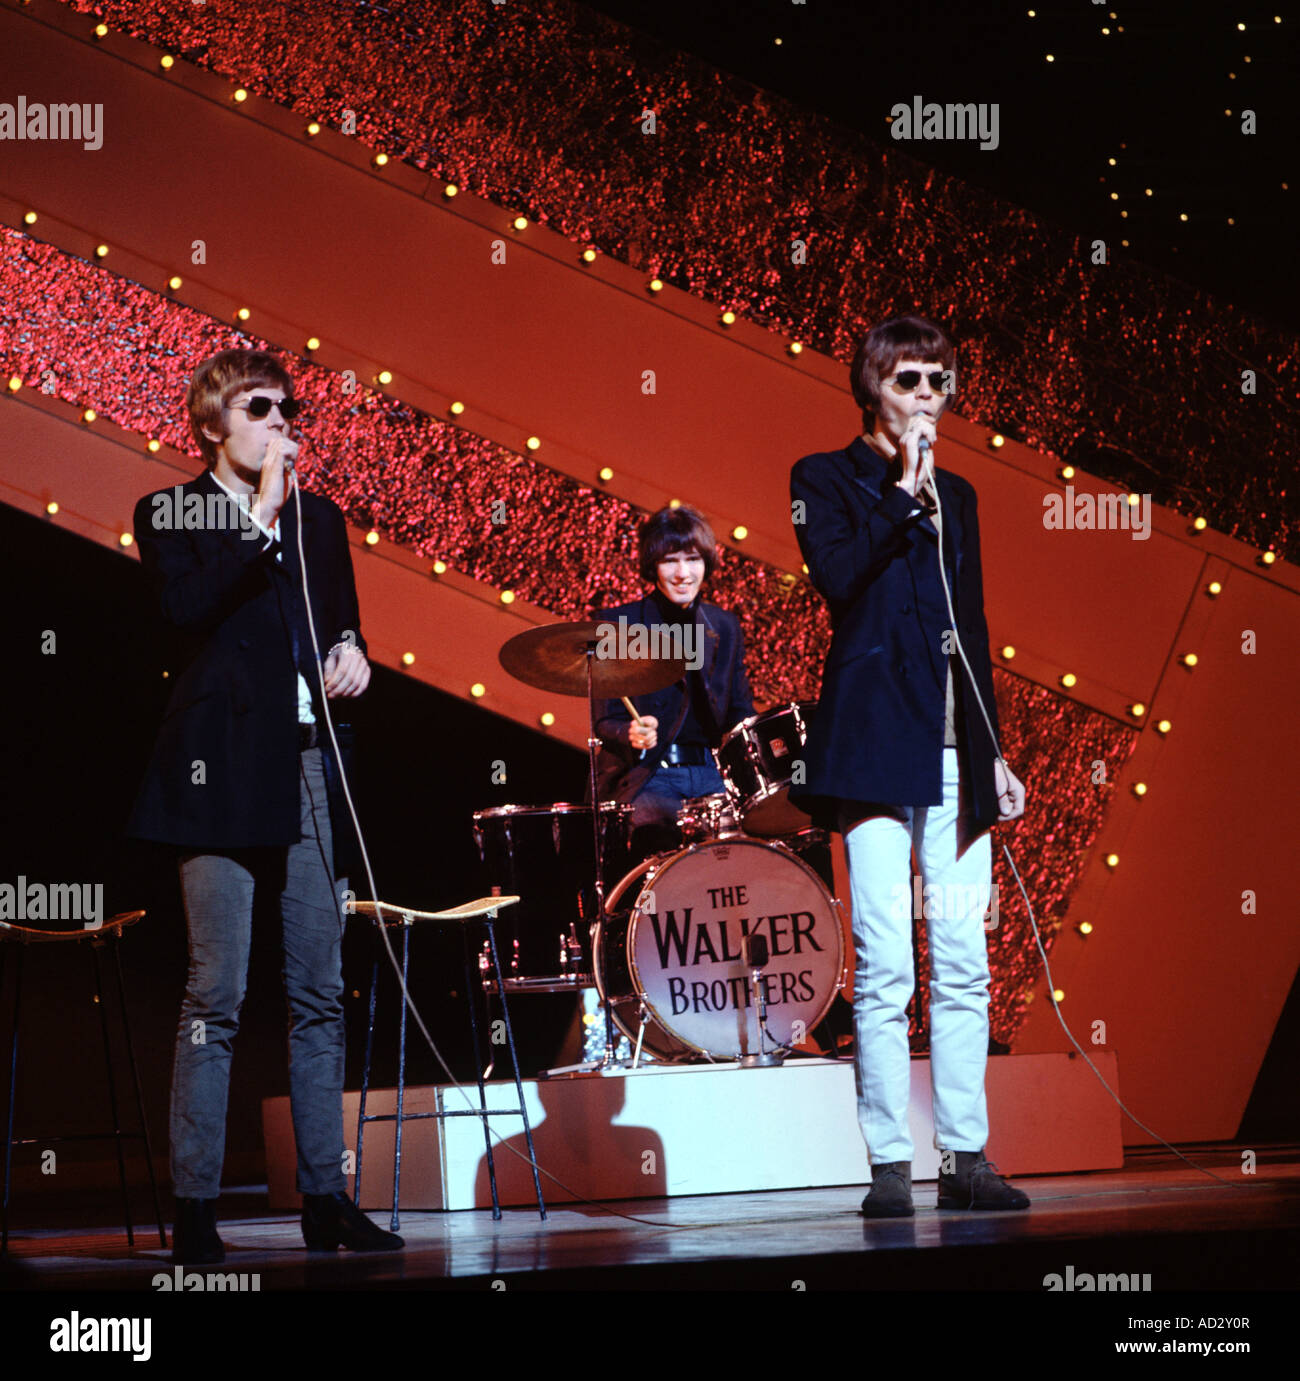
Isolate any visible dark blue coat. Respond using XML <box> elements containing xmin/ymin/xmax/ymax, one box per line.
<box><xmin>789</xmin><ymin>436</ymin><xmax>1002</xmax><ymax>836</ymax></box>
<box><xmin>127</xmin><ymin>469</ymin><xmax>365</xmax><ymax>876</ymax></box>
<box><xmin>591</xmin><ymin>593</ymin><xmax>754</xmax><ymax>804</ymax></box>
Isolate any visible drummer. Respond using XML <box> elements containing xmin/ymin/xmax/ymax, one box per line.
<box><xmin>592</xmin><ymin>505</ymin><xmax>755</xmax><ymax>858</ymax></box>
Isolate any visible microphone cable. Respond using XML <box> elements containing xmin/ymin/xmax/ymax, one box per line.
<box><xmin>925</xmin><ymin>452</ymin><xmax>1246</xmax><ymax>1188</ymax></box>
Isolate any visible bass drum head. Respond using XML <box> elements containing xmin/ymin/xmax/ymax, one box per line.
<box><xmin>597</xmin><ymin>838</ymin><xmax>843</xmax><ymax>1061</ymax></box>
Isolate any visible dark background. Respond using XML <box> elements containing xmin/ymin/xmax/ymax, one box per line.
<box><xmin>585</xmin><ymin>0</ymin><xmax>1297</xmax><ymax>330</ymax></box>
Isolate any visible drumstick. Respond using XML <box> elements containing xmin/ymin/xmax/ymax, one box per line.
<box><xmin>620</xmin><ymin>695</ymin><xmax>645</xmax><ymax>726</ymax></box>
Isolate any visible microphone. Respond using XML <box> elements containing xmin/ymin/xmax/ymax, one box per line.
<box><xmin>915</xmin><ymin>435</ymin><xmax>938</xmax><ymax>511</ymax></box>
<box><xmin>276</xmin><ymin>437</ymin><xmax>301</xmax><ymax>492</ymax></box>
<box><xmin>740</xmin><ymin>933</ymin><xmax>769</xmax><ymax>969</ymax></box>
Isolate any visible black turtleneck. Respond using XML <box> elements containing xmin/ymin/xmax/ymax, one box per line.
<box><xmin>648</xmin><ymin>588</ymin><xmax>718</xmax><ymax>749</ymax></box>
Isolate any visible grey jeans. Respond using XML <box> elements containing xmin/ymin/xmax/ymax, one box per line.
<box><xmin>171</xmin><ymin>747</ymin><xmax>347</xmax><ymax>1198</ymax></box>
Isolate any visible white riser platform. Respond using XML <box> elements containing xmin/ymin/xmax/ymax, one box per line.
<box><xmin>264</xmin><ymin>1052</ymin><xmax>1123</xmax><ymax>1210</ymax></box>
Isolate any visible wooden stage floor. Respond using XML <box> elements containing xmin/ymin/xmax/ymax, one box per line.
<box><xmin>4</xmin><ymin>1144</ymin><xmax>1297</xmax><ymax>1295</ymax></box>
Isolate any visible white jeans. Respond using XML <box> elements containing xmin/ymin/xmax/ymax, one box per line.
<box><xmin>842</xmin><ymin>747</ymin><xmax>992</xmax><ymax>1165</ymax></box>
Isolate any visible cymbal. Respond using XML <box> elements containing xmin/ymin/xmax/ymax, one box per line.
<box><xmin>499</xmin><ymin>621</ymin><xmax>687</xmax><ymax>698</ymax></box>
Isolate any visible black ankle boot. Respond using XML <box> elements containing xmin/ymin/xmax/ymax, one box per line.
<box><xmin>171</xmin><ymin>1197</ymin><xmax>225</xmax><ymax>1264</ymax></box>
<box><xmin>860</xmin><ymin>1161</ymin><xmax>914</xmax><ymax>1218</ymax></box>
<box><xmin>937</xmin><ymin>1149</ymin><xmax>1030</xmax><ymax>1210</ymax></box>
<box><xmin>301</xmin><ymin>1192</ymin><xmax>404</xmax><ymax>1252</ymax></box>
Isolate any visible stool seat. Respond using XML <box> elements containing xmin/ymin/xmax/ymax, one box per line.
<box><xmin>347</xmin><ymin>897</ymin><xmax>519</xmax><ymax>925</ymax></box>
<box><xmin>0</xmin><ymin>910</ymin><xmax>145</xmax><ymax>944</ymax></box>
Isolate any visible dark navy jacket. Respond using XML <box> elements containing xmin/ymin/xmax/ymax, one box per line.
<box><xmin>591</xmin><ymin>592</ymin><xmax>754</xmax><ymax>804</ymax></box>
<box><xmin>789</xmin><ymin>436</ymin><xmax>1002</xmax><ymax>836</ymax></box>
<box><xmin>127</xmin><ymin>468</ymin><xmax>365</xmax><ymax>877</ymax></box>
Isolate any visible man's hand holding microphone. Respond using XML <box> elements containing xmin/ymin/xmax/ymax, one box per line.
<box><xmin>897</xmin><ymin>412</ymin><xmax>938</xmax><ymax>509</ymax></box>
<box><xmin>250</xmin><ymin>433</ymin><xmax>299</xmax><ymax>532</ymax></box>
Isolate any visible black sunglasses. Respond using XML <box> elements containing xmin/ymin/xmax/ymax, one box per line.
<box><xmin>231</xmin><ymin>396</ymin><xmax>302</xmax><ymax>420</ymax></box>
<box><xmin>889</xmin><ymin>370</ymin><xmax>951</xmax><ymax>393</ymax></box>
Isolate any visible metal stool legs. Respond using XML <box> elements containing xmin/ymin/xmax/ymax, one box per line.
<box><xmin>460</xmin><ymin>924</ymin><xmax>500</xmax><ymax>1218</ymax></box>
<box><xmin>351</xmin><ymin>900</ymin><xmax>545</xmax><ymax>1228</ymax></box>
<box><xmin>390</xmin><ymin>924</ymin><xmax>412</xmax><ymax>1232</ymax></box>
<box><xmin>104</xmin><ymin>937</ymin><xmax>166</xmax><ymax>1250</ymax></box>
<box><xmin>1</xmin><ymin>945</ymin><xmax>23</xmax><ymax>1255</ymax></box>
<box><xmin>483</xmin><ymin>918</ymin><xmax>546</xmax><ymax>1221</ymax></box>
<box><xmin>89</xmin><ymin>939</ymin><xmax>133</xmax><ymax>1246</ymax></box>
<box><xmin>352</xmin><ymin>955</ymin><xmax>380</xmax><ymax>1211</ymax></box>
<box><xmin>1</xmin><ymin>923</ymin><xmax>165</xmax><ymax>1255</ymax></box>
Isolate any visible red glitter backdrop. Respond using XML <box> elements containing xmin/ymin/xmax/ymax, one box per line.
<box><xmin>50</xmin><ymin>0</ymin><xmax>1300</xmax><ymax>561</ymax></box>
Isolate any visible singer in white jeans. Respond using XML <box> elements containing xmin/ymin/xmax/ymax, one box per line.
<box><xmin>841</xmin><ymin>746</ymin><xmax>992</xmax><ymax>1164</ymax></box>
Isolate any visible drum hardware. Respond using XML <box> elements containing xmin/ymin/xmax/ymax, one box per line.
<box><xmin>675</xmin><ymin>792</ymin><xmax>744</xmax><ymax>846</ymax></box>
<box><xmin>715</xmin><ymin>701</ymin><xmax>818</xmax><ymax>838</ymax></box>
<box><xmin>738</xmin><ymin>932</ymin><xmax>784</xmax><ymax>1068</ymax></box>
<box><xmin>498</xmin><ymin>620</ymin><xmax>686</xmax><ymax>1071</ymax></box>
<box><xmin>471</xmin><ymin>805</ymin><xmax>628</xmax><ymax>994</ymax></box>
<box><xmin>630</xmin><ymin>1001</ymin><xmax>651</xmax><ymax>1069</ymax></box>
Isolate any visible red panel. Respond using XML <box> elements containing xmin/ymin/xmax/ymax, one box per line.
<box><xmin>1016</xmin><ymin>574</ymin><xmax>1300</xmax><ymax>1142</ymax></box>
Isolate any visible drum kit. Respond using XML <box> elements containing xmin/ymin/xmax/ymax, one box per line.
<box><xmin>476</xmin><ymin>620</ymin><xmax>846</xmax><ymax>1073</ymax></box>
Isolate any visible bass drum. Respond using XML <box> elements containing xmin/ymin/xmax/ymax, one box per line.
<box><xmin>594</xmin><ymin>836</ymin><xmax>844</xmax><ymax>1061</ymax></box>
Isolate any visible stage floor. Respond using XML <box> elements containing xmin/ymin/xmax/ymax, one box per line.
<box><xmin>4</xmin><ymin>1144</ymin><xmax>1298</xmax><ymax>1293</ymax></box>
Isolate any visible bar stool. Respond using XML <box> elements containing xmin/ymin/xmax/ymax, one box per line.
<box><xmin>1</xmin><ymin>910</ymin><xmax>166</xmax><ymax>1254</ymax></box>
<box><xmin>348</xmin><ymin>895</ymin><xmax>546</xmax><ymax>1228</ymax></box>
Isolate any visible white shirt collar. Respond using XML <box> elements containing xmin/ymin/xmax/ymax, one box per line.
<box><xmin>209</xmin><ymin>469</ymin><xmax>279</xmax><ymax>537</ymax></box>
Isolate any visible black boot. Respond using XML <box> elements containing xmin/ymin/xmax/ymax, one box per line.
<box><xmin>171</xmin><ymin>1197</ymin><xmax>225</xmax><ymax>1264</ymax></box>
<box><xmin>860</xmin><ymin>1161</ymin><xmax>914</xmax><ymax>1218</ymax></box>
<box><xmin>301</xmin><ymin>1192</ymin><xmax>405</xmax><ymax>1251</ymax></box>
<box><xmin>937</xmin><ymin>1149</ymin><xmax>1030</xmax><ymax>1210</ymax></box>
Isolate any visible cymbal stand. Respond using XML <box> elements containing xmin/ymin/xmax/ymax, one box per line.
<box><xmin>585</xmin><ymin>640</ymin><xmax>624</xmax><ymax>1072</ymax></box>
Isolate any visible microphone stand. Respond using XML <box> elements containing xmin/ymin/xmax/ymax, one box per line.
<box><xmin>738</xmin><ymin>934</ymin><xmax>784</xmax><ymax>1068</ymax></box>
